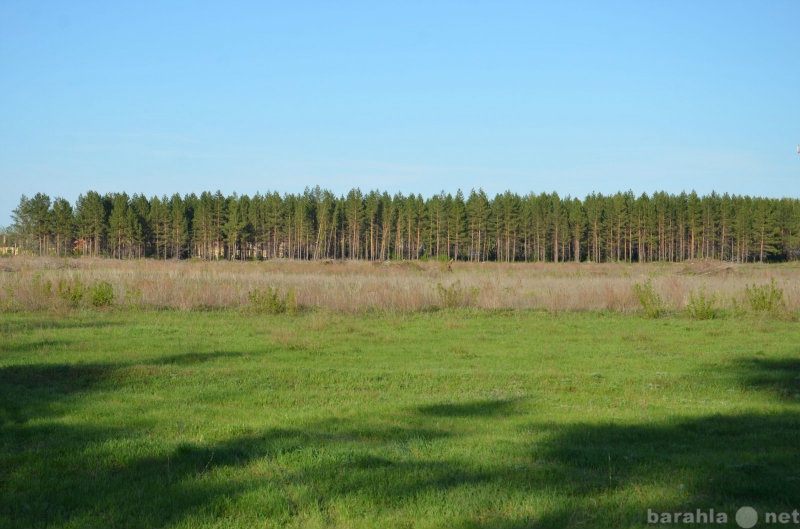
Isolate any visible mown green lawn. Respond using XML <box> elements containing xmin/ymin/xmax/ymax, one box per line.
<box><xmin>1</xmin><ymin>309</ymin><xmax>798</xmax><ymax>528</ymax></box>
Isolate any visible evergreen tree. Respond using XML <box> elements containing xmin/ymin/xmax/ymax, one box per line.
<box><xmin>224</xmin><ymin>194</ymin><xmax>246</xmax><ymax>260</ymax></box>
<box><xmin>75</xmin><ymin>191</ymin><xmax>107</xmax><ymax>257</ymax></box>
<box><xmin>752</xmin><ymin>197</ymin><xmax>780</xmax><ymax>262</ymax></box>
<box><xmin>51</xmin><ymin>197</ymin><xmax>74</xmax><ymax>257</ymax></box>
<box><xmin>568</xmin><ymin>197</ymin><xmax>586</xmax><ymax>262</ymax></box>
<box><xmin>11</xmin><ymin>193</ymin><xmax>52</xmax><ymax>255</ymax></box>
<box><xmin>466</xmin><ymin>189</ymin><xmax>490</xmax><ymax>261</ymax></box>
<box><xmin>9</xmin><ymin>188</ymin><xmax>800</xmax><ymax>263</ymax></box>
<box><xmin>130</xmin><ymin>194</ymin><xmax>151</xmax><ymax>258</ymax></box>
<box><xmin>149</xmin><ymin>196</ymin><xmax>170</xmax><ymax>260</ymax></box>
<box><xmin>108</xmin><ymin>192</ymin><xmax>131</xmax><ymax>259</ymax></box>
<box><xmin>448</xmin><ymin>190</ymin><xmax>467</xmax><ymax>261</ymax></box>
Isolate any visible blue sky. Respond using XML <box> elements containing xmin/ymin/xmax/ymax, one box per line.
<box><xmin>1</xmin><ymin>1</ymin><xmax>798</xmax><ymax>226</ymax></box>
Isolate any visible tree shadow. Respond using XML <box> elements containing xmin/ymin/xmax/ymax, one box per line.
<box><xmin>0</xmin><ymin>315</ymin><xmax>124</xmax><ymax>355</ymax></box>
<box><xmin>2</xmin><ymin>355</ymin><xmax>799</xmax><ymax>528</ymax></box>
<box><xmin>157</xmin><ymin>351</ymin><xmax>245</xmax><ymax>365</ymax></box>
<box><xmin>416</xmin><ymin>397</ymin><xmax>524</xmax><ymax>417</ymax></box>
<box><xmin>0</xmin><ymin>360</ymin><xmax>460</xmax><ymax>527</ymax></box>
<box><xmin>1</xmin><ymin>415</ymin><xmax>456</xmax><ymax>527</ymax></box>
<box><xmin>0</xmin><ymin>363</ymin><xmax>116</xmax><ymax>425</ymax></box>
<box><xmin>0</xmin><ymin>316</ymin><xmax>123</xmax><ymax>336</ymax></box>
<box><xmin>735</xmin><ymin>358</ymin><xmax>800</xmax><ymax>401</ymax></box>
<box><xmin>526</xmin><ymin>412</ymin><xmax>800</xmax><ymax>527</ymax></box>
<box><xmin>0</xmin><ymin>352</ymin><xmax>251</xmax><ymax>426</ymax></box>
<box><xmin>0</xmin><ymin>338</ymin><xmax>76</xmax><ymax>354</ymax></box>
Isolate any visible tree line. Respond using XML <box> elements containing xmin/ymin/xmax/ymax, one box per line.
<box><xmin>7</xmin><ymin>188</ymin><xmax>800</xmax><ymax>262</ymax></box>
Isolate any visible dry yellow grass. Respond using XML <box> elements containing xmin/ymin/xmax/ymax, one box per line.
<box><xmin>0</xmin><ymin>256</ymin><xmax>798</xmax><ymax>314</ymax></box>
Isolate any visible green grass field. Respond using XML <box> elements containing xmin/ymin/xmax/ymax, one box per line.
<box><xmin>1</xmin><ymin>309</ymin><xmax>799</xmax><ymax>528</ymax></box>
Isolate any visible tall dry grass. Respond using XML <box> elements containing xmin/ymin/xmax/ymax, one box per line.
<box><xmin>0</xmin><ymin>256</ymin><xmax>798</xmax><ymax>314</ymax></box>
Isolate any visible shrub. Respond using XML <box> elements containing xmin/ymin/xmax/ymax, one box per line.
<box><xmin>436</xmin><ymin>280</ymin><xmax>478</xmax><ymax>309</ymax></box>
<box><xmin>57</xmin><ymin>278</ymin><xmax>85</xmax><ymax>307</ymax></box>
<box><xmin>124</xmin><ymin>285</ymin><xmax>143</xmax><ymax>310</ymax></box>
<box><xmin>632</xmin><ymin>279</ymin><xmax>665</xmax><ymax>318</ymax></box>
<box><xmin>1</xmin><ymin>283</ymin><xmax>18</xmax><ymax>311</ymax></box>
<box><xmin>285</xmin><ymin>286</ymin><xmax>297</xmax><ymax>314</ymax></box>
<box><xmin>32</xmin><ymin>274</ymin><xmax>53</xmax><ymax>301</ymax></box>
<box><xmin>686</xmin><ymin>288</ymin><xmax>717</xmax><ymax>320</ymax></box>
<box><xmin>248</xmin><ymin>286</ymin><xmax>297</xmax><ymax>314</ymax></box>
<box><xmin>89</xmin><ymin>280</ymin><xmax>115</xmax><ymax>307</ymax></box>
<box><xmin>745</xmin><ymin>279</ymin><xmax>784</xmax><ymax>313</ymax></box>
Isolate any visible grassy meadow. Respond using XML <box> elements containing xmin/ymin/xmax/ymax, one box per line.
<box><xmin>1</xmin><ymin>258</ymin><xmax>799</xmax><ymax>528</ymax></box>
<box><xmin>1</xmin><ymin>256</ymin><xmax>799</xmax><ymax>313</ymax></box>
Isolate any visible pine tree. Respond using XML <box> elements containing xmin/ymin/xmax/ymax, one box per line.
<box><xmin>466</xmin><ymin>189</ymin><xmax>490</xmax><ymax>261</ymax></box>
<box><xmin>448</xmin><ymin>190</ymin><xmax>467</xmax><ymax>261</ymax></box>
<box><xmin>11</xmin><ymin>193</ymin><xmax>52</xmax><ymax>255</ymax></box>
<box><xmin>75</xmin><ymin>191</ymin><xmax>107</xmax><ymax>257</ymax></box>
<box><xmin>108</xmin><ymin>193</ymin><xmax>131</xmax><ymax>259</ymax></box>
<box><xmin>568</xmin><ymin>197</ymin><xmax>586</xmax><ymax>262</ymax></box>
<box><xmin>51</xmin><ymin>197</ymin><xmax>74</xmax><ymax>257</ymax></box>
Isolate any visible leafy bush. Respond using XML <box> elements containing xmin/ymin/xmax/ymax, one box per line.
<box><xmin>57</xmin><ymin>278</ymin><xmax>85</xmax><ymax>307</ymax></box>
<box><xmin>248</xmin><ymin>286</ymin><xmax>297</xmax><ymax>314</ymax></box>
<box><xmin>285</xmin><ymin>287</ymin><xmax>297</xmax><ymax>314</ymax></box>
<box><xmin>632</xmin><ymin>279</ymin><xmax>665</xmax><ymax>318</ymax></box>
<box><xmin>1</xmin><ymin>283</ymin><xmax>18</xmax><ymax>311</ymax></box>
<box><xmin>124</xmin><ymin>285</ymin><xmax>143</xmax><ymax>310</ymax></box>
<box><xmin>745</xmin><ymin>279</ymin><xmax>784</xmax><ymax>313</ymax></box>
<box><xmin>89</xmin><ymin>280</ymin><xmax>115</xmax><ymax>307</ymax></box>
<box><xmin>686</xmin><ymin>288</ymin><xmax>717</xmax><ymax>320</ymax></box>
<box><xmin>32</xmin><ymin>274</ymin><xmax>53</xmax><ymax>301</ymax></box>
<box><xmin>436</xmin><ymin>280</ymin><xmax>479</xmax><ymax>309</ymax></box>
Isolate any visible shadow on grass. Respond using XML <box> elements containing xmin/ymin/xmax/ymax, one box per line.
<box><xmin>523</xmin><ymin>412</ymin><xmax>800</xmax><ymax>528</ymax></box>
<box><xmin>0</xmin><ymin>314</ymin><xmax>124</xmax><ymax>355</ymax></box>
<box><xmin>0</xmin><ymin>338</ymin><xmax>76</xmax><ymax>354</ymax></box>
<box><xmin>0</xmin><ymin>315</ymin><xmax>123</xmax><ymax>337</ymax></box>
<box><xmin>1</xmin><ymin>398</ymin><xmax>454</xmax><ymax>527</ymax></box>
<box><xmin>0</xmin><ymin>351</ymin><xmax>250</xmax><ymax>426</ymax></box>
<box><xmin>1</xmin><ymin>356</ymin><xmax>799</xmax><ymax>528</ymax></box>
<box><xmin>0</xmin><ymin>363</ymin><xmax>116</xmax><ymax>425</ymax></box>
<box><xmin>158</xmin><ymin>351</ymin><xmax>246</xmax><ymax>365</ymax></box>
<box><xmin>736</xmin><ymin>358</ymin><xmax>800</xmax><ymax>400</ymax></box>
<box><xmin>416</xmin><ymin>397</ymin><xmax>523</xmax><ymax>417</ymax></box>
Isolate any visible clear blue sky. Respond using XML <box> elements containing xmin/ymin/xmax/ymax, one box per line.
<box><xmin>1</xmin><ymin>1</ymin><xmax>798</xmax><ymax>226</ymax></box>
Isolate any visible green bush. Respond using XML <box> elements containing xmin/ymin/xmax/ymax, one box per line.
<box><xmin>1</xmin><ymin>283</ymin><xmax>18</xmax><ymax>311</ymax></box>
<box><xmin>32</xmin><ymin>274</ymin><xmax>53</xmax><ymax>301</ymax></box>
<box><xmin>686</xmin><ymin>288</ymin><xmax>717</xmax><ymax>320</ymax></box>
<box><xmin>285</xmin><ymin>287</ymin><xmax>297</xmax><ymax>313</ymax></box>
<box><xmin>89</xmin><ymin>280</ymin><xmax>115</xmax><ymax>307</ymax></box>
<box><xmin>436</xmin><ymin>280</ymin><xmax>478</xmax><ymax>309</ymax></box>
<box><xmin>124</xmin><ymin>285</ymin><xmax>143</xmax><ymax>310</ymax></box>
<box><xmin>57</xmin><ymin>278</ymin><xmax>85</xmax><ymax>307</ymax></box>
<box><xmin>745</xmin><ymin>279</ymin><xmax>784</xmax><ymax>313</ymax></box>
<box><xmin>248</xmin><ymin>286</ymin><xmax>297</xmax><ymax>314</ymax></box>
<box><xmin>632</xmin><ymin>279</ymin><xmax>665</xmax><ymax>318</ymax></box>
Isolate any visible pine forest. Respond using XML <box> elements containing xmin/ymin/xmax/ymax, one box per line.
<box><xmin>6</xmin><ymin>188</ymin><xmax>800</xmax><ymax>263</ymax></box>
